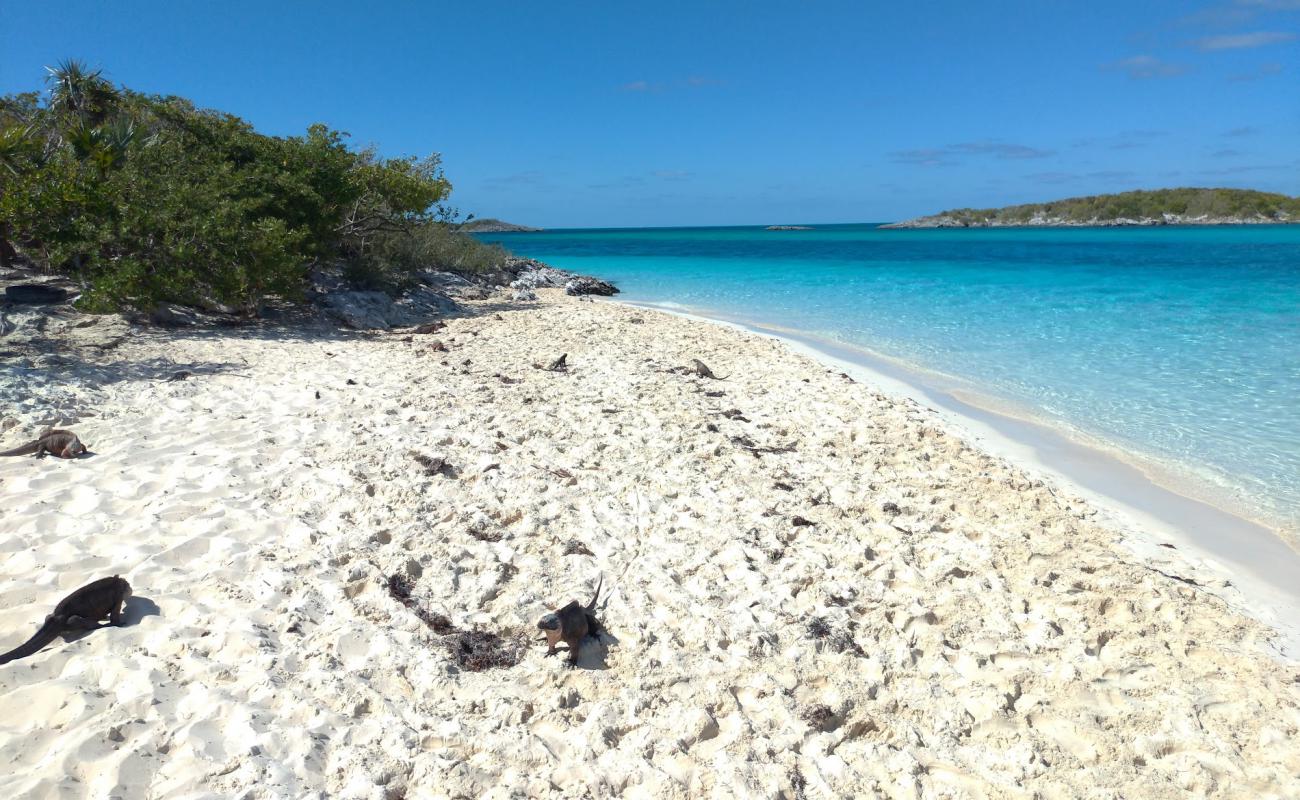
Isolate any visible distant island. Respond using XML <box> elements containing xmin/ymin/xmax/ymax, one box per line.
<box><xmin>765</xmin><ymin>225</ymin><xmax>815</xmax><ymax>231</ymax></box>
<box><xmin>460</xmin><ymin>218</ymin><xmax>542</xmax><ymax>233</ymax></box>
<box><xmin>883</xmin><ymin>188</ymin><xmax>1300</xmax><ymax>228</ymax></box>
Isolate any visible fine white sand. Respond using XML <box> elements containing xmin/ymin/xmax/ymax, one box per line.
<box><xmin>1</xmin><ymin>291</ymin><xmax>1297</xmax><ymax>798</ymax></box>
<box><xmin>621</xmin><ymin>302</ymin><xmax>1300</xmax><ymax>654</ymax></box>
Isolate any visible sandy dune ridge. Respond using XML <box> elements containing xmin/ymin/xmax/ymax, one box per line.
<box><xmin>0</xmin><ymin>291</ymin><xmax>1297</xmax><ymax>798</ymax></box>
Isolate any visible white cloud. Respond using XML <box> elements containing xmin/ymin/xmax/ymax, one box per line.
<box><xmin>891</xmin><ymin>141</ymin><xmax>1054</xmax><ymax>167</ymax></box>
<box><xmin>1236</xmin><ymin>0</ymin><xmax>1300</xmax><ymax>10</ymax></box>
<box><xmin>1193</xmin><ymin>31</ymin><xmax>1296</xmax><ymax>49</ymax></box>
<box><xmin>1228</xmin><ymin>62</ymin><xmax>1284</xmax><ymax>81</ymax></box>
<box><xmin>1105</xmin><ymin>55</ymin><xmax>1189</xmax><ymax>79</ymax></box>
<box><xmin>483</xmin><ymin>171</ymin><xmax>549</xmax><ymax>189</ymax></box>
<box><xmin>619</xmin><ymin>77</ymin><xmax>723</xmax><ymax>93</ymax></box>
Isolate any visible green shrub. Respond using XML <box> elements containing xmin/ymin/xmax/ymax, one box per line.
<box><xmin>0</xmin><ymin>61</ymin><xmax>507</xmax><ymax>312</ymax></box>
<box><xmin>350</xmin><ymin>221</ymin><xmax>508</xmax><ymax>289</ymax></box>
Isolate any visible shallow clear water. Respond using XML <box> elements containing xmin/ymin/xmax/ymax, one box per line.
<box><xmin>480</xmin><ymin>224</ymin><xmax>1300</xmax><ymax>527</ymax></box>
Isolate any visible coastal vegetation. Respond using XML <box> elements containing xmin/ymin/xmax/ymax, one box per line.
<box><xmin>0</xmin><ymin>61</ymin><xmax>507</xmax><ymax>312</ymax></box>
<box><xmin>887</xmin><ymin>188</ymin><xmax>1300</xmax><ymax>228</ymax></box>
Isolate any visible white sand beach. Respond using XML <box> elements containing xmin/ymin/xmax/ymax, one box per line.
<box><xmin>1</xmin><ymin>290</ymin><xmax>1298</xmax><ymax>798</ymax></box>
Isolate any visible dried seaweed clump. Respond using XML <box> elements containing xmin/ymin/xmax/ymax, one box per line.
<box><xmin>806</xmin><ymin>616</ymin><xmax>865</xmax><ymax>656</ymax></box>
<box><xmin>386</xmin><ymin>574</ymin><xmax>456</xmax><ymax>634</ymax></box>
<box><xmin>563</xmin><ymin>539</ymin><xmax>594</xmax><ymax>556</ymax></box>
<box><xmin>468</xmin><ymin>526</ymin><xmax>504</xmax><ymax>543</ymax></box>
<box><xmin>447</xmin><ymin>629</ymin><xmax>529</xmax><ymax>672</ymax></box>
<box><xmin>386</xmin><ymin>573</ymin><xmax>525</xmax><ymax>670</ymax></box>
<box><xmin>410</xmin><ymin>451</ymin><xmax>456</xmax><ymax>477</ymax></box>
<box><xmin>802</xmin><ymin>704</ymin><xmax>837</xmax><ymax>731</ymax></box>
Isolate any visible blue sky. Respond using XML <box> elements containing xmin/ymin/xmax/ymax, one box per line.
<box><xmin>1</xmin><ymin>1</ymin><xmax>1296</xmax><ymax>227</ymax></box>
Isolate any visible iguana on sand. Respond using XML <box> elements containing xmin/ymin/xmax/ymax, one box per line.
<box><xmin>689</xmin><ymin>359</ymin><xmax>727</xmax><ymax>379</ymax></box>
<box><xmin>0</xmin><ymin>429</ymin><xmax>88</xmax><ymax>458</ymax></box>
<box><xmin>0</xmin><ymin>576</ymin><xmax>132</xmax><ymax>665</ymax></box>
<box><xmin>537</xmin><ymin>576</ymin><xmax>603</xmax><ymax>666</ymax></box>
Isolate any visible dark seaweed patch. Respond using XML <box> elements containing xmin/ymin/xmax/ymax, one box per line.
<box><xmin>386</xmin><ymin>574</ymin><xmax>457</xmax><ymax>635</ymax></box>
<box><xmin>563</xmin><ymin>539</ymin><xmax>594</xmax><ymax>556</ymax></box>
<box><xmin>410</xmin><ymin>451</ymin><xmax>456</xmax><ymax>477</ymax></box>
<box><xmin>448</xmin><ymin>629</ymin><xmax>528</xmax><ymax>672</ymax></box>
<box><xmin>386</xmin><ymin>574</ymin><xmax>524</xmax><ymax>669</ymax></box>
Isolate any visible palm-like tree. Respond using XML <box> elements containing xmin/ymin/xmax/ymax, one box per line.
<box><xmin>63</xmin><ymin>118</ymin><xmax>141</xmax><ymax>172</ymax></box>
<box><xmin>45</xmin><ymin>59</ymin><xmax>118</xmax><ymax>126</ymax></box>
<box><xmin>0</xmin><ymin>123</ymin><xmax>28</xmax><ymax>267</ymax></box>
<box><xmin>0</xmin><ymin>124</ymin><xmax>33</xmax><ymax>176</ymax></box>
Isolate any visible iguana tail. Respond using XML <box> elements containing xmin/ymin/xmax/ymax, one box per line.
<box><xmin>0</xmin><ymin>617</ymin><xmax>62</xmax><ymax>664</ymax></box>
<box><xmin>0</xmin><ymin>440</ymin><xmax>41</xmax><ymax>457</ymax></box>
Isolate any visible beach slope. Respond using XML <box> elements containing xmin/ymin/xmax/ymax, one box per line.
<box><xmin>1</xmin><ymin>292</ymin><xmax>1296</xmax><ymax>798</ymax></box>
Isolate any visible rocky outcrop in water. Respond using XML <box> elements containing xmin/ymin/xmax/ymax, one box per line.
<box><xmin>507</xmin><ymin>262</ymin><xmax>572</xmax><ymax>291</ymax></box>
<box><xmin>563</xmin><ymin>275</ymin><xmax>618</xmax><ymax>296</ymax></box>
<box><xmin>506</xmin><ymin>257</ymin><xmax>620</xmax><ymax>297</ymax></box>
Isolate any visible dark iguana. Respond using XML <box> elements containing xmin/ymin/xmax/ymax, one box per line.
<box><xmin>0</xmin><ymin>429</ymin><xmax>88</xmax><ymax>459</ymax></box>
<box><xmin>688</xmin><ymin>359</ymin><xmax>727</xmax><ymax>379</ymax></box>
<box><xmin>534</xmin><ymin>353</ymin><xmax>568</xmax><ymax>372</ymax></box>
<box><xmin>0</xmin><ymin>576</ymin><xmax>132</xmax><ymax>665</ymax></box>
<box><xmin>537</xmin><ymin>576</ymin><xmax>603</xmax><ymax>666</ymax></box>
<box><xmin>665</xmin><ymin>359</ymin><xmax>727</xmax><ymax>380</ymax></box>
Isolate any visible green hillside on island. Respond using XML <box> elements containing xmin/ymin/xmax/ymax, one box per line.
<box><xmin>460</xmin><ymin>218</ymin><xmax>541</xmax><ymax>233</ymax></box>
<box><xmin>886</xmin><ymin>188</ymin><xmax>1300</xmax><ymax>228</ymax></box>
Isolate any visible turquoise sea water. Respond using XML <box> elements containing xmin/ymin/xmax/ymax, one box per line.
<box><xmin>479</xmin><ymin>224</ymin><xmax>1300</xmax><ymax>528</ymax></box>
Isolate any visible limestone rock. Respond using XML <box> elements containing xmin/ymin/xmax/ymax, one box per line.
<box><xmin>510</xmin><ymin>267</ymin><xmax>571</xmax><ymax>290</ymax></box>
<box><xmin>150</xmin><ymin>303</ymin><xmax>203</xmax><ymax>327</ymax></box>
<box><xmin>5</xmin><ymin>284</ymin><xmax>71</xmax><ymax>304</ymax></box>
<box><xmin>564</xmin><ymin>276</ymin><xmax>618</xmax><ymax>297</ymax></box>
<box><xmin>396</xmin><ymin>286</ymin><xmax>460</xmax><ymax>318</ymax></box>
<box><xmin>418</xmin><ymin>271</ymin><xmax>493</xmax><ymax>301</ymax></box>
